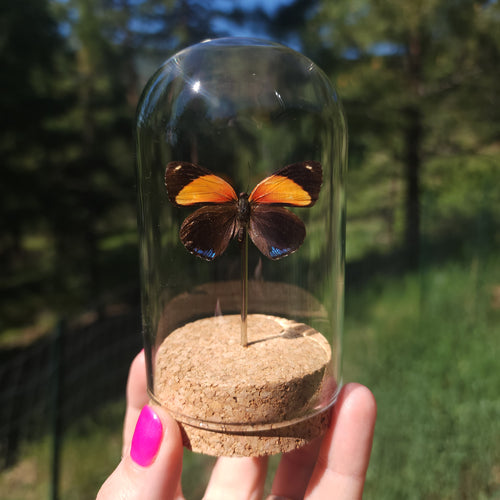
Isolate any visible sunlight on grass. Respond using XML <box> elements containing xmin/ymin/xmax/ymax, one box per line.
<box><xmin>344</xmin><ymin>255</ymin><xmax>500</xmax><ymax>499</ymax></box>
<box><xmin>0</xmin><ymin>438</ymin><xmax>52</xmax><ymax>500</ymax></box>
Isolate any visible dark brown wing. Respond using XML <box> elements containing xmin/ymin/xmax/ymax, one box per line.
<box><xmin>248</xmin><ymin>205</ymin><xmax>306</xmax><ymax>260</ymax></box>
<box><xmin>179</xmin><ymin>204</ymin><xmax>238</xmax><ymax>260</ymax></box>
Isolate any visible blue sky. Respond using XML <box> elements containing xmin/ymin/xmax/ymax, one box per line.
<box><xmin>210</xmin><ymin>0</ymin><xmax>295</xmax><ymax>38</ymax></box>
<box><xmin>211</xmin><ymin>0</ymin><xmax>293</xmax><ymax>16</ymax></box>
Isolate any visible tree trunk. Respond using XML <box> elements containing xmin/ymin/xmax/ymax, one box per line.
<box><xmin>403</xmin><ymin>105</ymin><xmax>421</xmax><ymax>269</ymax></box>
<box><xmin>403</xmin><ymin>33</ymin><xmax>423</xmax><ymax>269</ymax></box>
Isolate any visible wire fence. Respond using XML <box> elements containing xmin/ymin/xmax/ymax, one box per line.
<box><xmin>0</xmin><ymin>304</ymin><xmax>142</xmax><ymax>497</ymax></box>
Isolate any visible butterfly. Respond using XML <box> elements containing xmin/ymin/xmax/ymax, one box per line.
<box><xmin>165</xmin><ymin>160</ymin><xmax>322</xmax><ymax>261</ymax></box>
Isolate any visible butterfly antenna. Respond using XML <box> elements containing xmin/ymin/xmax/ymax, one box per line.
<box><xmin>244</xmin><ymin>161</ymin><xmax>253</xmax><ymax>194</ymax></box>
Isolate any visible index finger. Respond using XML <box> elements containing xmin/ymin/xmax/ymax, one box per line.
<box><xmin>122</xmin><ymin>350</ymin><xmax>150</xmax><ymax>455</ymax></box>
<box><xmin>305</xmin><ymin>383</ymin><xmax>377</xmax><ymax>499</ymax></box>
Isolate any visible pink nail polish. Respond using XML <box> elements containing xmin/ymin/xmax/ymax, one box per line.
<box><xmin>131</xmin><ymin>405</ymin><xmax>163</xmax><ymax>466</ymax></box>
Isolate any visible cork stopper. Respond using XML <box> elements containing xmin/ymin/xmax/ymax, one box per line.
<box><xmin>153</xmin><ymin>313</ymin><xmax>333</xmax><ymax>456</ymax></box>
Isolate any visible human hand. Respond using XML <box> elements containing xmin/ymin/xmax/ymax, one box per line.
<box><xmin>97</xmin><ymin>350</ymin><xmax>376</xmax><ymax>499</ymax></box>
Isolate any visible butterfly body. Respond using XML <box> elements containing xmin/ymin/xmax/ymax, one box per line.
<box><xmin>236</xmin><ymin>193</ymin><xmax>250</xmax><ymax>225</ymax></box>
<box><xmin>165</xmin><ymin>161</ymin><xmax>322</xmax><ymax>261</ymax></box>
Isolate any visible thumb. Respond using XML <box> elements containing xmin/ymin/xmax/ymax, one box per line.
<box><xmin>97</xmin><ymin>405</ymin><xmax>184</xmax><ymax>500</ymax></box>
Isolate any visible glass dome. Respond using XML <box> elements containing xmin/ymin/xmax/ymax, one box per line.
<box><xmin>136</xmin><ymin>37</ymin><xmax>347</xmax><ymax>456</ymax></box>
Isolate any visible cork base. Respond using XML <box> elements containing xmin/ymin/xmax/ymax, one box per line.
<box><xmin>154</xmin><ymin>314</ymin><xmax>333</xmax><ymax>457</ymax></box>
<box><xmin>176</xmin><ymin>409</ymin><xmax>331</xmax><ymax>456</ymax></box>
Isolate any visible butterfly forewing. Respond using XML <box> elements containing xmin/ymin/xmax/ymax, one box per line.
<box><xmin>165</xmin><ymin>161</ymin><xmax>237</xmax><ymax>206</ymax></box>
<box><xmin>180</xmin><ymin>204</ymin><xmax>238</xmax><ymax>260</ymax></box>
<box><xmin>249</xmin><ymin>205</ymin><xmax>306</xmax><ymax>260</ymax></box>
<box><xmin>248</xmin><ymin>161</ymin><xmax>322</xmax><ymax>207</ymax></box>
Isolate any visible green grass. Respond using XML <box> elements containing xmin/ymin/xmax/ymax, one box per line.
<box><xmin>1</xmin><ymin>253</ymin><xmax>498</xmax><ymax>498</ymax></box>
<box><xmin>344</xmin><ymin>254</ymin><xmax>500</xmax><ymax>499</ymax></box>
<box><xmin>0</xmin><ymin>438</ymin><xmax>52</xmax><ymax>500</ymax></box>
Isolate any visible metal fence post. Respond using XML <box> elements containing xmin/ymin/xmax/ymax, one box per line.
<box><xmin>50</xmin><ymin>319</ymin><xmax>64</xmax><ymax>500</ymax></box>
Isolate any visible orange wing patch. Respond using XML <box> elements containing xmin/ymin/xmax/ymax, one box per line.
<box><xmin>249</xmin><ymin>175</ymin><xmax>312</xmax><ymax>206</ymax></box>
<box><xmin>175</xmin><ymin>174</ymin><xmax>237</xmax><ymax>205</ymax></box>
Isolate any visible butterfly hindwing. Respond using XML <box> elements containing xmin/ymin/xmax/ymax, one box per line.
<box><xmin>248</xmin><ymin>161</ymin><xmax>322</xmax><ymax>207</ymax></box>
<box><xmin>165</xmin><ymin>161</ymin><xmax>237</xmax><ymax>206</ymax></box>
<box><xmin>248</xmin><ymin>205</ymin><xmax>306</xmax><ymax>260</ymax></box>
<box><xmin>179</xmin><ymin>204</ymin><xmax>238</xmax><ymax>260</ymax></box>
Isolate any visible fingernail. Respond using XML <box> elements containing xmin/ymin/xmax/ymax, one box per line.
<box><xmin>131</xmin><ymin>405</ymin><xmax>163</xmax><ymax>466</ymax></box>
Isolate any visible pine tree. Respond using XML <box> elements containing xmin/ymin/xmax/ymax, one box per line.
<box><xmin>286</xmin><ymin>0</ymin><xmax>500</xmax><ymax>266</ymax></box>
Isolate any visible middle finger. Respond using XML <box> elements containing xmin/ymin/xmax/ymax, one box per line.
<box><xmin>203</xmin><ymin>456</ymin><xmax>269</xmax><ymax>500</ymax></box>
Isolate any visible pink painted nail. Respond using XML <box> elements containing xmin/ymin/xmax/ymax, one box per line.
<box><xmin>130</xmin><ymin>405</ymin><xmax>163</xmax><ymax>466</ymax></box>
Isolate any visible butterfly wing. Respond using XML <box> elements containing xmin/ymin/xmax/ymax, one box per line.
<box><xmin>166</xmin><ymin>160</ymin><xmax>322</xmax><ymax>260</ymax></box>
<box><xmin>165</xmin><ymin>161</ymin><xmax>237</xmax><ymax>206</ymax></box>
<box><xmin>180</xmin><ymin>204</ymin><xmax>238</xmax><ymax>260</ymax></box>
<box><xmin>249</xmin><ymin>205</ymin><xmax>306</xmax><ymax>260</ymax></box>
<box><xmin>248</xmin><ymin>161</ymin><xmax>322</xmax><ymax>207</ymax></box>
